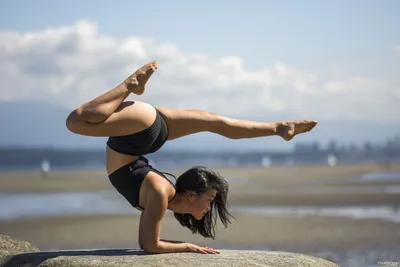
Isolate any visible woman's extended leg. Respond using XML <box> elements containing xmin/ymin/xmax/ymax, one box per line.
<box><xmin>66</xmin><ymin>61</ymin><xmax>158</xmax><ymax>137</ymax></box>
<box><xmin>156</xmin><ymin>108</ymin><xmax>318</xmax><ymax>141</ymax></box>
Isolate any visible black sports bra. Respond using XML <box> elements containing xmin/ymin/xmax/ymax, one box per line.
<box><xmin>108</xmin><ymin>156</ymin><xmax>176</xmax><ymax>210</ymax></box>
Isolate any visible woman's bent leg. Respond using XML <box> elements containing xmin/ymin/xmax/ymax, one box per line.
<box><xmin>66</xmin><ymin>62</ymin><xmax>158</xmax><ymax>137</ymax></box>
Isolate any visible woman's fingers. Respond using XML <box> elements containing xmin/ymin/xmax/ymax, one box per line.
<box><xmin>203</xmin><ymin>246</ymin><xmax>220</xmax><ymax>254</ymax></box>
<box><xmin>199</xmin><ymin>248</ymin><xmax>207</xmax><ymax>254</ymax></box>
<box><xmin>192</xmin><ymin>244</ymin><xmax>220</xmax><ymax>254</ymax></box>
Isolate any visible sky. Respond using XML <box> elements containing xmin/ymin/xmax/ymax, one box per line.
<box><xmin>0</xmin><ymin>0</ymin><xmax>399</xmax><ymax>150</ymax></box>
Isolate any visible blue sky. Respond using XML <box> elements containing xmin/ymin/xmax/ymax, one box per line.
<box><xmin>0</xmin><ymin>0</ymin><xmax>399</xmax><ymax>150</ymax></box>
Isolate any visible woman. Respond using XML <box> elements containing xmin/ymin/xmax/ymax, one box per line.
<box><xmin>65</xmin><ymin>61</ymin><xmax>318</xmax><ymax>254</ymax></box>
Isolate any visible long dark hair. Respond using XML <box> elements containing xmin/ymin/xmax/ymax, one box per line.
<box><xmin>172</xmin><ymin>166</ymin><xmax>235</xmax><ymax>239</ymax></box>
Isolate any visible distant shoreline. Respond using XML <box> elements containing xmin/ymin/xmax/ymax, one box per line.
<box><xmin>2</xmin><ymin>161</ymin><xmax>400</xmax><ymax>174</ymax></box>
<box><xmin>2</xmin><ymin>145</ymin><xmax>400</xmax><ymax>174</ymax></box>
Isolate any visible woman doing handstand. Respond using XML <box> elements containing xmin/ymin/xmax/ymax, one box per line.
<box><xmin>65</xmin><ymin>61</ymin><xmax>318</xmax><ymax>254</ymax></box>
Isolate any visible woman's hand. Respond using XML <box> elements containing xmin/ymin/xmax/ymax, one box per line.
<box><xmin>186</xmin><ymin>243</ymin><xmax>220</xmax><ymax>254</ymax></box>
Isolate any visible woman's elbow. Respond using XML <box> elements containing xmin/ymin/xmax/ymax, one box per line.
<box><xmin>140</xmin><ymin>243</ymin><xmax>159</xmax><ymax>254</ymax></box>
<box><xmin>139</xmin><ymin>238</ymin><xmax>163</xmax><ymax>253</ymax></box>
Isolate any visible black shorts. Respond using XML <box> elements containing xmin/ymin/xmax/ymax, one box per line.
<box><xmin>106</xmin><ymin>108</ymin><xmax>169</xmax><ymax>156</ymax></box>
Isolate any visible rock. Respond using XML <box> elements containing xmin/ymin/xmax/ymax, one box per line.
<box><xmin>0</xmin><ymin>235</ymin><xmax>40</xmax><ymax>265</ymax></box>
<box><xmin>1</xmin><ymin>235</ymin><xmax>340</xmax><ymax>267</ymax></box>
<box><xmin>2</xmin><ymin>249</ymin><xmax>341</xmax><ymax>267</ymax></box>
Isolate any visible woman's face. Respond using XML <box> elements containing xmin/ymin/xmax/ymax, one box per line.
<box><xmin>187</xmin><ymin>189</ymin><xmax>217</xmax><ymax>220</ymax></box>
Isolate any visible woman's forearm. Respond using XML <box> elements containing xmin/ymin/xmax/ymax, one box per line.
<box><xmin>144</xmin><ymin>241</ymin><xmax>189</xmax><ymax>253</ymax></box>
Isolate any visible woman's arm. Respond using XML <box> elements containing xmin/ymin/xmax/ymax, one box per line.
<box><xmin>138</xmin><ymin>188</ymin><xmax>219</xmax><ymax>254</ymax></box>
<box><xmin>138</xmin><ymin>188</ymin><xmax>188</xmax><ymax>253</ymax></box>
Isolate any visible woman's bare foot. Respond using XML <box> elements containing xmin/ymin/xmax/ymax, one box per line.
<box><xmin>124</xmin><ymin>61</ymin><xmax>158</xmax><ymax>95</ymax></box>
<box><xmin>276</xmin><ymin>120</ymin><xmax>318</xmax><ymax>141</ymax></box>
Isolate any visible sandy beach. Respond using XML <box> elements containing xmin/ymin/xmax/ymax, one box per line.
<box><xmin>1</xmin><ymin>163</ymin><xmax>400</xmax><ymax>266</ymax></box>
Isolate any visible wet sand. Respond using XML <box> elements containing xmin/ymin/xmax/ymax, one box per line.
<box><xmin>1</xmin><ymin>212</ymin><xmax>399</xmax><ymax>251</ymax></box>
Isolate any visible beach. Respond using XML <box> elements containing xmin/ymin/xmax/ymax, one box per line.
<box><xmin>1</xmin><ymin>163</ymin><xmax>400</xmax><ymax>266</ymax></box>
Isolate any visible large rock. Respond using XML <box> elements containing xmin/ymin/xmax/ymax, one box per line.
<box><xmin>0</xmin><ymin>235</ymin><xmax>40</xmax><ymax>265</ymax></box>
<box><xmin>1</xmin><ymin>235</ymin><xmax>340</xmax><ymax>267</ymax></box>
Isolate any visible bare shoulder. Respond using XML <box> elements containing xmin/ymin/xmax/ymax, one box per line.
<box><xmin>142</xmin><ymin>171</ymin><xmax>176</xmax><ymax>207</ymax></box>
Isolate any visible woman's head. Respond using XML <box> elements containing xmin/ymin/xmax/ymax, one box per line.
<box><xmin>173</xmin><ymin>166</ymin><xmax>234</xmax><ymax>239</ymax></box>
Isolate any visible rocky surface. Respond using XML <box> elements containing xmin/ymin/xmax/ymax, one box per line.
<box><xmin>0</xmin><ymin>234</ymin><xmax>40</xmax><ymax>265</ymax></box>
<box><xmin>1</xmin><ymin>235</ymin><xmax>340</xmax><ymax>267</ymax></box>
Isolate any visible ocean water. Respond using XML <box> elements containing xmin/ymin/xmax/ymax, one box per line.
<box><xmin>1</xmin><ymin>190</ymin><xmax>400</xmax><ymax>223</ymax></box>
<box><xmin>0</xmin><ymin>191</ymin><xmax>135</xmax><ymax>220</ymax></box>
<box><xmin>234</xmin><ymin>205</ymin><xmax>400</xmax><ymax>223</ymax></box>
<box><xmin>360</xmin><ymin>170</ymin><xmax>400</xmax><ymax>182</ymax></box>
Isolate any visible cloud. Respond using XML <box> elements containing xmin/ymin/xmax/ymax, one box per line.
<box><xmin>395</xmin><ymin>45</ymin><xmax>400</xmax><ymax>53</ymax></box>
<box><xmin>0</xmin><ymin>20</ymin><xmax>398</xmax><ymax>122</ymax></box>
